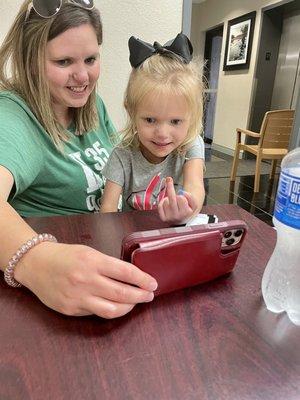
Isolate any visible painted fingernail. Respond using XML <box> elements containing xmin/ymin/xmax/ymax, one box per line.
<box><xmin>178</xmin><ymin>189</ymin><xmax>185</xmax><ymax>195</ymax></box>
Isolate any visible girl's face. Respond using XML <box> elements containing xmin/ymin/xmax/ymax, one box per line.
<box><xmin>45</xmin><ymin>23</ymin><xmax>100</xmax><ymax>124</ymax></box>
<box><xmin>135</xmin><ymin>91</ymin><xmax>191</xmax><ymax>164</ymax></box>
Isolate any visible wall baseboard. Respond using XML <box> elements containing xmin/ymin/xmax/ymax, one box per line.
<box><xmin>212</xmin><ymin>143</ymin><xmax>234</xmax><ymax>156</ymax></box>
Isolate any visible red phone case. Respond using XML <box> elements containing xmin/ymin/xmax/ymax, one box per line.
<box><xmin>121</xmin><ymin>220</ymin><xmax>248</xmax><ymax>296</ymax></box>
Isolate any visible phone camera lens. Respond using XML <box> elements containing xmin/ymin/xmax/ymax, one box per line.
<box><xmin>234</xmin><ymin>230</ymin><xmax>243</xmax><ymax>237</ymax></box>
<box><xmin>224</xmin><ymin>231</ymin><xmax>232</xmax><ymax>238</ymax></box>
<box><xmin>226</xmin><ymin>238</ymin><xmax>235</xmax><ymax>245</ymax></box>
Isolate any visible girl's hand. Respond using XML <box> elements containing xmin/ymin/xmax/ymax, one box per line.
<box><xmin>157</xmin><ymin>177</ymin><xmax>198</xmax><ymax>225</ymax></box>
<box><xmin>14</xmin><ymin>242</ymin><xmax>158</xmax><ymax>319</ymax></box>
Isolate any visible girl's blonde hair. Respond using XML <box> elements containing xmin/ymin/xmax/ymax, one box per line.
<box><xmin>0</xmin><ymin>0</ymin><xmax>102</xmax><ymax>148</ymax></box>
<box><xmin>122</xmin><ymin>53</ymin><xmax>203</xmax><ymax>153</ymax></box>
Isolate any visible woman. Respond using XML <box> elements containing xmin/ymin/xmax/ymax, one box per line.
<box><xmin>0</xmin><ymin>0</ymin><xmax>157</xmax><ymax>318</ymax></box>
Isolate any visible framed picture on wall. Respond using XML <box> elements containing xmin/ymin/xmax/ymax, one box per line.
<box><xmin>223</xmin><ymin>11</ymin><xmax>256</xmax><ymax>71</ymax></box>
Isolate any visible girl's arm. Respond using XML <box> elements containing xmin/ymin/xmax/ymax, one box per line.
<box><xmin>158</xmin><ymin>158</ymin><xmax>205</xmax><ymax>225</ymax></box>
<box><xmin>182</xmin><ymin>158</ymin><xmax>205</xmax><ymax>214</ymax></box>
<box><xmin>100</xmin><ymin>180</ymin><xmax>122</xmax><ymax>213</ymax></box>
<box><xmin>0</xmin><ymin>166</ymin><xmax>157</xmax><ymax>318</ymax></box>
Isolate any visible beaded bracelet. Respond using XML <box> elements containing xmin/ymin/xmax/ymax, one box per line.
<box><xmin>4</xmin><ymin>233</ymin><xmax>57</xmax><ymax>287</ymax></box>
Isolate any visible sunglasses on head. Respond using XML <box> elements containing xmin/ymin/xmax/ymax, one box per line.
<box><xmin>25</xmin><ymin>0</ymin><xmax>94</xmax><ymax>20</ymax></box>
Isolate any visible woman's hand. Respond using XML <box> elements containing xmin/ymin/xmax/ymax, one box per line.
<box><xmin>157</xmin><ymin>177</ymin><xmax>198</xmax><ymax>225</ymax></box>
<box><xmin>14</xmin><ymin>242</ymin><xmax>158</xmax><ymax>319</ymax></box>
<box><xmin>0</xmin><ymin>171</ymin><xmax>157</xmax><ymax>320</ymax></box>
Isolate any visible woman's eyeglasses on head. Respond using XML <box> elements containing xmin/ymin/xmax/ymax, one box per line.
<box><xmin>25</xmin><ymin>0</ymin><xmax>94</xmax><ymax>21</ymax></box>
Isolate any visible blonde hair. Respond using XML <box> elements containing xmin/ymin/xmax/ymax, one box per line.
<box><xmin>0</xmin><ymin>0</ymin><xmax>102</xmax><ymax>148</ymax></box>
<box><xmin>122</xmin><ymin>53</ymin><xmax>203</xmax><ymax>153</ymax></box>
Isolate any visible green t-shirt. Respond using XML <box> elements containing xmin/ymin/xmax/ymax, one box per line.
<box><xmin>0</xmin><ymin>91</ymin><xmax>115</xmax><ymax>217</ymax></box>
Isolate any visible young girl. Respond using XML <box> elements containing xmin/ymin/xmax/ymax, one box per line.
<box><xmin>101</xmin><ymin>33</ymin><xmax>205</xmax><ymax>225</ymax></box>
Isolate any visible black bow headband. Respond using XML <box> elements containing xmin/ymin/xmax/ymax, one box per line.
<box><xmin>128</xmin><ymin>33</ymin><xmax>193</xmax><ymax>68</ymax></box>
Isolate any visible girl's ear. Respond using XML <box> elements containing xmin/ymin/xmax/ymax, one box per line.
<box><xmin>128</xmin><ymin>102</ymin><xmax>136</xmax><ymax>120</ymax></box>
<box><xmin>124</xmin><ymin>102</ymin><xmax>134</xmax><ymax>119</ymax></box>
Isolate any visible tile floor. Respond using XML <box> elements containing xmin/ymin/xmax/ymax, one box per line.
<box><xmin>204</xmin><ymin>148</ymin><xmax>279</xmax><ymax>226</ymax></box>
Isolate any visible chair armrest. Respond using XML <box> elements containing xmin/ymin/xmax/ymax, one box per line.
<box><xmin>236</xmin><ymin>128</ymin><xmax>261</xmax><ymax>138</ymax></box>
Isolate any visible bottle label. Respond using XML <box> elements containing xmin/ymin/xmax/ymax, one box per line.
<box><xmin>274</xmin><ymin>171</ymin><xmax>300</xmax><ymax>229</ymax></box>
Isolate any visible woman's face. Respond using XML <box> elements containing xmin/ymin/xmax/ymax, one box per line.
<box><xmin>45</xmin><ymin>23</ymin><xmax>100</xmax><ymax>121</ymax></box>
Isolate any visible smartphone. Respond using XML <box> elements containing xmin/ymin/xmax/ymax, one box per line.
<box><xmin>121</xmin><ymin>220</ymin><xmax>247</xmax><ymax>261</ymax></box>
<box><xmin>121</xmin><ymin>220</ymin><xmax>248</xmax><ymax>296</ymax></box>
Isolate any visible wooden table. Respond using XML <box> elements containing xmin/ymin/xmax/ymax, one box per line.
<box><xmin>0</xmin><ymin>205</ymin><xmax>299</xmax><ymax>400</ymax></box>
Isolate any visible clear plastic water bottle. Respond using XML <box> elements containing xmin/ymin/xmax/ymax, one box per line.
<box><xmin>261</xmin><ymin>147</ymin><xmax>300</xmax><ymax>325</ymax></box>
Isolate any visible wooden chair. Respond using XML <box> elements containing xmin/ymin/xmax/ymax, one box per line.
<box><xmin>230</xmin><ymin>109</ymin><xmax>295</xmax><ymax>192</ymax></box>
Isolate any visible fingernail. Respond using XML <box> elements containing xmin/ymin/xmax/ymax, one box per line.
<box><xmin>145</xmin><ymin>292</ymin><xmax>155</xmax><ymax>302</ymax></box>
<box><xmin>178</xmin><ymin>189</ymin><xmax>185</xmax><ymax>195</ymax></box>
<box><xmin>148</xmin><ymin>280</ymin><xmax>158</xmax><ymax>291</ymax></box>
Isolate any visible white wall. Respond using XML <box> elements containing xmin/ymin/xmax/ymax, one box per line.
<box><xmin>191</xmin><ymin>0</ymin><xmax>285</xmax><ymax>152</ymax></box>
<box><xmin>97</xmin><ymin>0</ymin><xmax>183</xmax><ymax>129</ymax></box>
<box><xmin>0</xmin><ymin>0</ymin><xmax>183</xmax><ymax>130</ymax></box>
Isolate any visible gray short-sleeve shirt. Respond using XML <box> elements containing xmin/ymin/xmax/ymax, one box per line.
<box><xmin>102</xmin><ymin>135</ymin><xmax>205</xmax><ymax>211</ymax></box>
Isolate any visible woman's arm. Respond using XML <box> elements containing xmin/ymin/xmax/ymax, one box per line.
<box><xmin>0</xmin><ymin>165</ymin><xmax>38</xmax><ymax>268</ymax></box>
<box><xmin>157</xmin><ymin>158</ymin><xmax>205</xmax><ymax>225</ymax></box>
<box><xmin>0</xmin><ymin>166</ymin><xmax>157</xmax><ymax>318</ymax></box>
<box><xmin>100</xmin><ymin>180</ymin><xmax>122</xmax><ymax>213</ymax></box>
